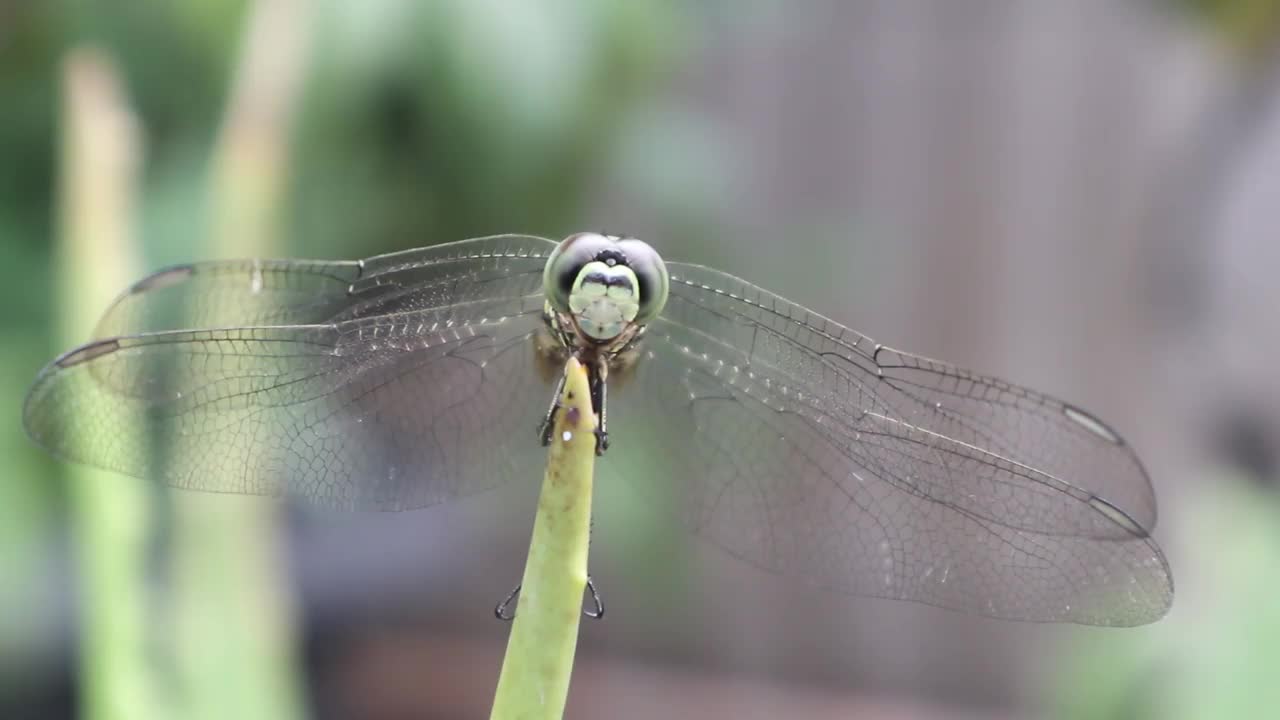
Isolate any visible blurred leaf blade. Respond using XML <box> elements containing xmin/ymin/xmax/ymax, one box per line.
<box><xmin>165</xmin><ymin>2</ymin><xmax>309</xmax><ymax>719</ymax></box>
<box><xmin>55</xmin><ymin>47</ymin><xmax>161</xmax><ymax>720</ymax></box>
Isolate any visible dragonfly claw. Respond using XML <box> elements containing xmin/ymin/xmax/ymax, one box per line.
<box><xmin>492</xmin><ymin>578</ymin><xmax>605</xmax><ymax>621</ymax></box>
<box><xmin>494</xmin><ymin>583</ymin><xmax>521</xmax><ymax>621</ymax></box>
<box><xmin>584</xmin><ymin>576</ymin><xmax>604</xmax><ymax>619</ymax></box>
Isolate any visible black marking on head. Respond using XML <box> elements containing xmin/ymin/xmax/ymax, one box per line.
<box><xmin>580</xmin><ymin>269</ymin><xmax>634</xmax><ymax>293</ymax></box>
<box><xmin>633</xmin><ymin>272</ymin><xmax>652</xmax><ymax>306</ymax></box>
<box><xmin>56</xmin><ymin>339</ymin><xmax>121</xmax><ymax>368</ymax></box>
<box><xmin>596</xmin><ymin>247</ymin><xmax>628</xmax><ymax>267</ymax></box>
<box><xmin>557</xmin><ymin>264</ymin><xmax>579</xmax><ymax>299</ymax></box>
<box><xmin>130</xmin><ymin>265</ymin><xmax>194</xmax><ymax>293</ymax></box>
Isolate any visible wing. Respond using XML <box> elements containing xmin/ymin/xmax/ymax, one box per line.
<box><xmin>25</xmin><ymin>235</ymin><xmax>563</xmax><ymax>510</ymax></box>
<box><xmin>603</xmin><ymin>262</ymin><xmax>1172</xmax><ymax>625</ymax></box>
<box><xmin>93</xmin><ymin>234</ymin><xmax>560</xmax><ymax>336</ymax></box>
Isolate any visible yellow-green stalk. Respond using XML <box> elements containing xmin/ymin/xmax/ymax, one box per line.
<box><xmin>490</xmin><ymin>357</ymin><xmax>598</xmax><ymax>720</ymax></box>
<box><xmin>167</xmin><ymin>1</ymin><xmax>308</xmax><ymax>719</ymax></box>
<box><xmin>57</xmin><ymin>49</ymin><xmax>160</xmax><ymax>720</ymax></box>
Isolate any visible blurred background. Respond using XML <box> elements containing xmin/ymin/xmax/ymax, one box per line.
<box><xmin>3</xmin><ymin>0</ymin><xmax>1280</xmax><ymax>718</ymax></box>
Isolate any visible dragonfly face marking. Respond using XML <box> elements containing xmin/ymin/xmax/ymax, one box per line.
<box><xmin>568</xmin><ymin>261</ymin><xmax>640</xmax><ymax>340</ymax></box>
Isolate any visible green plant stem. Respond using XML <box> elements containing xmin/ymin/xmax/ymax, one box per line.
<box><xmin>57</xmin><ymin>49</ymin><xmax>160</xmax><ymax>720</ymax></box>
<box><xmin>490</xmin><ymin>357</ymin><xmax>598</xmax><ymax>720</ymax></box>
<box><xmin>167</xmin><ymin>2</ymin><xmax>308</xmax><ymax>719</ymax></box>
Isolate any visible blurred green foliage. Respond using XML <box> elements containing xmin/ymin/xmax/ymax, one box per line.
<box><xmin>293</xmin><ymin>0</ymin><xmax>674</xmax><ymax>256</ymax></box>
<box><xmin>1053</xmin><ymin>475</ymin><xmax>1280</xmax><ymax>719</ymax></box>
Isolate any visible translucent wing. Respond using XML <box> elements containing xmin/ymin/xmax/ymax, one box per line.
<box><xmin>24</xmin><ymin>236</ymin><xmax>562</xmax><ymax>509</ymax></box>
<box><xmin>604</xmin><ymin>263</ymin><xmax>1172</xmax><ymax>625</ymax></box>
<box><xmin>93</xmin><ymin>234</ymin><xmax>560</xmax><ymax>335</ymax></box>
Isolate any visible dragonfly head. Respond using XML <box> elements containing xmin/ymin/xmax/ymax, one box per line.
<box><xmin>544</xmin><ymin>232</ymin><xmax>669</xmax><ymax>342</ymax></box>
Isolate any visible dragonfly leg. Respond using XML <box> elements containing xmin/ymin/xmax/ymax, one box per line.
<box><xmin>591</xmin><ymin>361</ymin><xmax>610</xmax><ymax>455</ymax></box>
<box><xmin>537</xmin><ymin>371</ymin><xmax>569</xmax><ymax>447</ymax></box>
<box><xmin>491</xmin><ymin>579</ymin><xmax>605</xmax><ymax>621</ymax></box>
<box><xmin>584</xmin><ymin>576</ymin><xmax>605</xmax><ymax>619</ymax></box>
<box><xmin>583</xmin><ymin>513</ymin><xmax>604</xmax><ymax>619</ymax></box>
<box><xmin>494</xmin><ymin>583</ymin><xmax>521</xmax><ymax>621</ymax></box>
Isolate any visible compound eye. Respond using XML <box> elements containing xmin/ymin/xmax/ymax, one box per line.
<box><xmin>616</xmin><ymin>238</ymin><xmax>668</xmax><ymax>323</ymax></box>
<box><xmin>543</xmin><ymin>233</ymin><xmax>612</xmax><ymax>312</ymax></box>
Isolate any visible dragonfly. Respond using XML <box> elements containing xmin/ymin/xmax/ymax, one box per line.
<box><xmin>24</xmin><ymin>232</ymin><xmax>1173</xmax><ymax>626</ymax></box>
